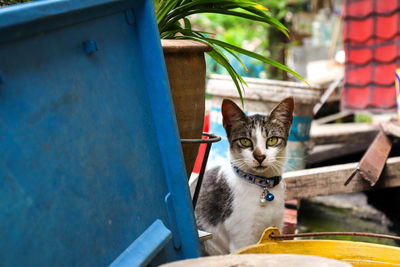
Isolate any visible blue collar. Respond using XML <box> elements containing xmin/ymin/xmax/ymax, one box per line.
<box><xmin>232</xmin><ymin>165</ymin><xmax>281</xmax><ymax>188</ymax></box>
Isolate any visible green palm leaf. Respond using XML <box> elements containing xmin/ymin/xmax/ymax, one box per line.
<box><xmin>203</xmin><ymin>37</ymin><xmax>308</xmax><ymax>84</ymax></box>
<box><xmin>155</xmin><ymin>0</ymin><xmax>308</xmax><ymax>103</ymax></box>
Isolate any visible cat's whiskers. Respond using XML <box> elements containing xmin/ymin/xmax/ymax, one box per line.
<box><xmin>274</xmin><ymin>160</ymin><xmax>291</xmax><ymax>170</ymax></box>
<box><xmin>271</xmin><ymin>159</ymin><xmax>285</xmax><ymax>167</ymax></box>
<box><xmin>275</xmin><ymin>155</ymin><xmax>305</xmax><ymax>159</ymax></box>
<box><xmin>231</xmin><ymin>158</ymin><xmax>262</xmax><ymax>171</ymax></box>
<box><xmin>268</xmin><ymin>161</ymin><xmax>283</xmax><ymax>174</ymax></box>
<box><xmin>274</xmin><ymin>156</ymin><xmax>307</xmax><ymax>170</ymax></box>
<box><xmin>230</xmin><ymin>160</ymin><xmax>248</xmax><ymax>170</ymax></box>
<box><xmin>281</xmin><ymin>161</ymin><xmax>299</xmax><ymax>171</ymax></box>
<box><xmin>230</xmin><ymin>158</ymin><xmax>247</xmax><ymax>163</ymax></box>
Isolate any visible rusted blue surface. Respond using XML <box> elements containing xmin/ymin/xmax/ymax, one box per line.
<box><xmin>0</xmin><ymin>0</ymin><xmax>201</xmax><ymax>266</ymax></box>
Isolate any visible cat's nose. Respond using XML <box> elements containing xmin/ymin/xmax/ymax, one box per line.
<box><xmin>253</xmin><ymin>154</ymin><xmax>266</xmax><ymax>164</ymax></box>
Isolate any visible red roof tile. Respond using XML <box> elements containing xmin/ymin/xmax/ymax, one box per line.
<box><xmin>344</xmin><ymin>0</ymin><xmax>400</xmax><ymax>18</ymax></box>
<box><xmin>344</xmin><ymin>86</ymin><xmax>397</xmax><ymax>111</ymax></box>
<box><xmin>376</xmin><ymin>13</ymin><xmax>399</xmax><ymax>39</ymax></box>
<box><xmin>345</xmin><ymin>63</ymin><xmax>397</xmax><ymax>87</ymax></box>
<box><xmin>346</xmin><ymin>47</ymin><xmax>372</xmax><ymax>64</ymax></box>
<box><xmin>377</xmin><ymin>0</ymin><xmax>399</xmax><ymax>13</ymax></box>
<box><xmin>343</xmin><ymin>14</ymin><xmax>400</xmax><ymax>44</ymax></box>
<box><xmin>344</xmin><ymin>1</ymin><xmax>372</xmax><ymax>18</ymax></box>
<box><xmin>374</xmin><ymin>63</ymin><xmax>397</xmax><ymax>85</ymax></box>
<box><xmin>345</xmin><ymin>87</ymin><xmax>371</xmax><ymax>109</ymax></box>
<box><xmin>346</xmin><ymin>39</ymin><xmax>399</xmax><ymax>64</ymax></box>
<box><xmin>375</xmin><ymin>42</ymin><xmax>398</xmax><ymax>62</ymax></box>
<box><xmin>346</xmin><ymin>65</ymin><xmax>372</xmax><ymax>85</ymax></box>
<box><xmin>371</xmin><ymin>86</ymin><xmax>397</xmax><ymax>108</ymax></box>
<box><xmin>342</xmin><ymin>0</ymin><xmax>399</xmax><ymax>111</ymax></box>
<box><xmin>343</xmin><ymin>17</ymin><xmax>373</xmax><ymax>43</ymax></box>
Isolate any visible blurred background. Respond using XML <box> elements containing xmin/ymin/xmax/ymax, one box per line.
<box><xmin>193</xmin><ymin>0</ymin><xmax>344</xmax><ymax>83</ymax></box>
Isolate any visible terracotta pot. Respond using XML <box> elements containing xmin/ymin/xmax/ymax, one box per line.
<box><xmin>162</xmin><ymin>40</ymin><xmax>212</xmax><ymax>177</ymax></box>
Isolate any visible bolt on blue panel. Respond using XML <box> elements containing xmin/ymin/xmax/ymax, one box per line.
<box><xmin>83</xmin><ymin>40</ymin><xmax>99</xmax><ymax>55</ymax></box>
<box><xmin>0</xmin><ymin>0</ymin><xmax>201</xmax><ymax>266</ymax></box>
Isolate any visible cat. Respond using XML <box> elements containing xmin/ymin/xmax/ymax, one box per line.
<box><xmin>193</xmin><ymin>97</ymin><xmax>294</xmax><ymax>255</ymax></box>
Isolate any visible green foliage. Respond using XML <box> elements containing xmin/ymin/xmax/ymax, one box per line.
<box><xmin>0</xmin><ymin>0</ymin><xmax>31</xmax><ymax>7</ymax></box>
<box><xmin>193</xmin><ymin>13</ymin><xmax>269</xmax><ymax>51</ymax></box>
<box><xmin>194</xmin><ymin>0</ymin><xmax>301</xmax><ymax>80</ymax></box>
<box><xmin>355</xmin><ymin>113</ymin><xmax>372</xmax><ymax>123</ymax></box>
<box><xmin>154</xmin><ymin>0</ymin><xmax>307</xmax><ymax>104</ymax></box>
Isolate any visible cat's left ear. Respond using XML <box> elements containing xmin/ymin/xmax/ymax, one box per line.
<box><xmin>221</xmin><ymin>99</ymin><xmax>247</xmax><ymax>128</ymax></box>
<box><xmin>268</xmin><ymin>97</ymin><xmax>294</xmax><ymax>134</ymax></box>
<box><xmin>221</xmin><ymin>99</ymin><xmax>247</xmax><ymax>138</ymax></box>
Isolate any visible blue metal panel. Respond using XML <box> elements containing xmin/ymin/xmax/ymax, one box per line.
<box><xmin>134</xmin><ymin>0</ymin><xmax>202</xmax><ymax>260</ymax></box>
<box><xmin>0</xmin><ymin>0</ymin><xmax>200</xmax><ymax>266</ymax></box>
<box><xmin>110</xmin><ymin>220</ymin><xmax>172</xmax><ymax>267</ymax></box>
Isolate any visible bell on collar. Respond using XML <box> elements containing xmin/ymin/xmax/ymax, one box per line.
<box><xmin>265</xmin><ymin>191</ymin><xmax>274</xmax><ymax>201</ymax></box>
<box><xmin>259</xmin><ymin>188</ymin><xmax>274</xmax><ymax>205</ymax></box>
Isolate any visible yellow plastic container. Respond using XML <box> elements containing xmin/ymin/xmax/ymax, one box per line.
<box><xmin>237</xmin><ymin>228</ymin><xmax>400</xmax><ymax>266</ymax></box>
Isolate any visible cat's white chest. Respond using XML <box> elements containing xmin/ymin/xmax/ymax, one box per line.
<box><xmin>223</xmin><ymin>166</ymin><xmax>285</xmax><ymax>252</ymax></box>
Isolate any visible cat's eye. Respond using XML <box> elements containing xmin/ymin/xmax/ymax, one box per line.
<box><xmin>267</xmin><ymin>137</ymin><xmax>278</xmax><ymax>146</ymax></box>
<box><xmin>239</xmin><ymin>138</ymin><xmax>252</xmax><ymax>147</ymax></box>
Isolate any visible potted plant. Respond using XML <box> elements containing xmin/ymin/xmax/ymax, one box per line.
<box><xmin>154</xmin><ymin>0</ymin><xmax>306</xmax><ymax>176</ymax></box>
<box><xmin>153</xmin><ymin>0</ymin><xmax>304</xmax><ymax>175</ymax></box>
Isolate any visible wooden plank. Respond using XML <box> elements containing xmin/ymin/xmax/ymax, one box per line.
<box><xmin>310</xmin><ymin>122</ymin><xmax>378</xmax><ymax>145</ymax></box>
<box><xmin>307</xmin><ymin>143</ymin><xmax>369</xmax><ymax>165</ymax></box>
<box><xmin>284</xmin><ymin>156</ymin><xmax>400</xmax><ymax>200</ymax></box>
<box><xmin>350</xmin><ymin>131</ymin><xmax>392</xmax><ymax>186</ymax></box>
<box><xmin>381</xmin><ymin>120</ymin><xmax>400</xmax><ymax>138</ymax></box>
<box><xmin>312</xmin><ymin>75</ymin><xmax>342</xmax><ymax>115</ymax></box>
<box><xmin>313</xmin><ymin>111</ymin><xmax>354</xmax><ymax>124</ymax></box>
<box><xmin>283</xmin><ymin>200</ymin><xmax>298</xmax><ymax>235</ymax></box>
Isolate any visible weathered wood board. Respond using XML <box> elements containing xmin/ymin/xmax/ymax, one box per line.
<box><xmin>284</xmin><ymin>156</ymin><xmax>400</xmax><ymax>200</ymax></box>
<box><xmin>307</xmin><ymin>143</ymin><xmax>370</xmax><ymax>165</ymax></box>
<box><xmin>313</xmin><ymin>111</ymin><xmax>354</xmax><ymax>125</ymax></box>
<box><xmin>310</xmin><ymin>123</ymin><xmax>378</xmax><ymax>145</ymax></box>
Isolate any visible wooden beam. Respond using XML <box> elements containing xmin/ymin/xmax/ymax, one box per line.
<box><xmin>307</xmin><ymin>143</ymin><xmax>369</xmax><ymax>165</ymax></box>
<box><xmin>381</xmin><ymin>120</ymin><xmax>400</xmax><ymax>138</ymax></box>
<box><xmin>310</xmin><ymin>123</ymin><xmax>378</xmax><ymax>145</ymax></box>
<box><xmin>284</xmin><ymin>156</ymin><xmax>400</xmax><ymax>200</ymax></box>
<box><xmin>313</xmin><ymin>111</ymin><xmax>354</xmax><ymax>124</ymax></box>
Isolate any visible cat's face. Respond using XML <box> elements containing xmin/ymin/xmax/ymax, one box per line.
<box><xmin>221</xmin><ymin>98</ymin><xmax>294</xmax><ymax>175</ymax></box>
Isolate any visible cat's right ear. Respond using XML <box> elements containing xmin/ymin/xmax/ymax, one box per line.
<box><xmin>221</xmin><ymin>99</ymin><xmax>247</xmax><ymax>130</ymax></box>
